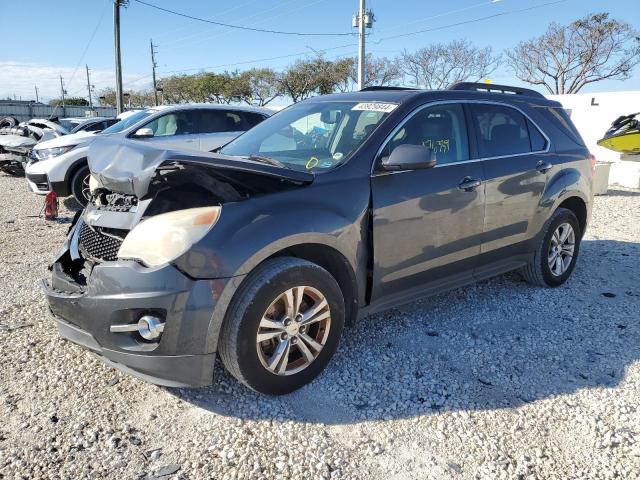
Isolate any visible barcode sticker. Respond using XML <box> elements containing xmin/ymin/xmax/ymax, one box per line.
<box><xmin>352</xmin><ymin>102</ymin><xmax>398</xmax><ymax>113</ymax></box>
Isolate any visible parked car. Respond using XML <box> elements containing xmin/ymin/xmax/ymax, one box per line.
<box><xmin>59</xmin><ymin>117</ymin><xmax>120</xmax><ymax>134</ymax></box>
<box><xmin>25</xmin><ymin>104</ymin><xmax>271</xmax><ymax>206</ymax></box>
<box><xmin>43</xmin><ymin>83</ymin><xmax>593</xmax><ymax>394</ymax></box>
<box><xmin>0</xmin><ymin>118</ymin><xmax>70</xmax><ymax>175</ymax></box>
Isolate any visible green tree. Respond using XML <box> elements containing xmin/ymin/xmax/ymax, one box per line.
<box><xmin>49</xmin><ymin>97</ymin><xmax>89</xmax><ymax>107</ymax></box>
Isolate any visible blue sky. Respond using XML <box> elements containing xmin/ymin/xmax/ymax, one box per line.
<box><xmin>1</xmin><ymin>0</ymin><xmax>639</xmax><ymax>103</ymax></box>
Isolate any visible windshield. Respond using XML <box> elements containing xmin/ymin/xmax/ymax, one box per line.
<box><xmin>59</xmin><ymin>119</ymin><xmax>80</xmax><ymax>131</ymax></box>
<box><xmin>102</xmin><ymin>110</ymin><xmax>154</xmax><ymax>134</ymax></box>
<box><xmin>221</xmin><ymin>101</ymin><xmax>396</xmax><ymax>171</ymax></box>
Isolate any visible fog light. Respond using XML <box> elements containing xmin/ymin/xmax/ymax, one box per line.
<box><xmin>110</xmin><ymin>315</ymin><xmax>165</xmax><ymax>341</ymax></box>
<box><xmin>137</xmin><ymin>315</ymin><xmax>165</xmax><ymax>340</ymax></box>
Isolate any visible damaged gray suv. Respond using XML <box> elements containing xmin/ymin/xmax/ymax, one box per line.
<box><xmin>44</xmin><ymin>83</ymin><xmax>593</xmax><ymax>394</ymax></box>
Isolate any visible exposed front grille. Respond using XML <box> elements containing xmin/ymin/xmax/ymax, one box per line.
<box><xmin>78</xmin><ymin>223</ymin><xmax>124</xmax><ymax>262</ymax></box>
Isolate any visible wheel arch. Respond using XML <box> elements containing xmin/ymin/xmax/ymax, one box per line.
<box><xmin>557</xmin><ymin>196</ymin><xmax>587</xmax><ymax>237</ymax></box>
<box><xmin>64</xmin><ymin>157</ymin><xmax>89</xmax><ymax>192</ymax></box>
<box><xmin>267</xmin><ymin>243</ymin><xmax>359</xmax><ymax>324</ymax></box>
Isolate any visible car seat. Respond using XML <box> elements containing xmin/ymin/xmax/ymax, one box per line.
<box><xmin>489</xmin><ymin>123</ymin><xmax>528</xmax><ymax>156</ymax></box>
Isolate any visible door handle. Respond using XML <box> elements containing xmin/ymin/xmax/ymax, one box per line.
<box><xmin>458</xmin><ymin>177</ymin><xmax>482</xmax><ymax>192</ymax></box>
<box><xmin>536</xmin><ymin>160</ymin><xmax>553</xmax><ymax>173</ymax></box>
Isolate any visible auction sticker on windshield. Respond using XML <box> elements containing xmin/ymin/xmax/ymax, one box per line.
<box><xmin>352</xmin><ymin>102</ymin><xmax>398</xmax><ymax>113</ymax></box>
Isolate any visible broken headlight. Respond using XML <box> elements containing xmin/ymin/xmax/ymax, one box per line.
<box><xmin>117</xmin><ymin>206</ymin><xmax>221</xmax><ymax>267</ymax></box>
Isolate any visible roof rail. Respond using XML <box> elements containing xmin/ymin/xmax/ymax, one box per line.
<box><xmin>449</xmin><ymin>82</ymin><xmax>545</xmax><ymax>99</ymax></box>
<box><xmin>359</xmin><ymin>86</ymin><xmax>417</xmax><ymax>92</ymax></box>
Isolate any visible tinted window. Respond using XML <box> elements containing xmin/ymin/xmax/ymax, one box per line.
<box><xmin>241</xmin><ymin>111</ymin><xmax>267</xmax><ymax>129</ymax></box>
<box><xmin>84</xmin><ymin>121</ymin><xmax>105</xmax><ymax>132</ymax></box>
<box><xmin>143</xmin><ymin>110</ymin><xmax>199</xmax><ymax>136</ymax></box>
<box><xmin>103</xmin><ymin>110</ymin><xmax>153</xmax><ymax>134</ymax></box>
<box><xmin>198</xmin><ymin>110</ymin><xmax>244</xmax><ymax>133</ymax></box>
<box><xmin>470</xmin><ymin>104</ymin><xmax>531</xmax><ymax>157</ymax></box>
<box><xmin>385</xmin><ymin>103</ymin><xmax>469</xmax><ymax>165</ymax></box>
<box><xmin>527</xmin><ymin>118</ymin><xmax>547</xmax><ymax>151</ymax></box>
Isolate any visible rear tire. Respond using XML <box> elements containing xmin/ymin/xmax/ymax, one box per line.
<box><xmin>218</xmin><ymin>257</ymin><xmax>345</xmax><ymax>395</ymax></box>
<box><xmin>522</xmin><ymin>207</ymin><xmax>581</xmax><ymax>287</ymax></box>
<box><xmin>71</xmin><ymin>166</ymin><xmax>91</xmax><ymax>207</ymax></box>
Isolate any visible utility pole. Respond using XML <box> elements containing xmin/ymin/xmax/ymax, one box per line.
<box><xmin>34</xmin><ymin>85</ymin><xmax>39</xmax><ymax>103</ymax></box>
<box><xmin>113</xmin><ymin>0</ymin><xmax>125</xmax><ymax>114</ymax></box>
<box><xmin>353</xmin><ymin>0</ymin><xmax>374</xmax><ymax>90</ymax></box>
<box><xmin>59</xmin><ymin>75</ymin><xmax>67</xmax><ymax>116</ymax></box>
<box><xmin>150</xmin><ymin>39</ymin><xmax>158</xmax><ymax>106</ymax></box>
<box><xmin>86</xmin><ymin>65</ymin><xmax>94</xmax><ymax>110</ymax></box>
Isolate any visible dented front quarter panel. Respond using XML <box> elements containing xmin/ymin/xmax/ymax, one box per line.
<box><xmin>174</xmin><ymin>171</ymin><xmax>371</xmax><ymax>302</ymax></box>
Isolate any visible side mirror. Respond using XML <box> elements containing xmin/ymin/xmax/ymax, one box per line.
<box><xmin>133</xmin><ymin>127</ymin><xmax>154</xmax><ymax>138</ymax></box>
<box><xmin>381</xmin><ymin>144</ymin><xmax>437</xmax><ymax>171</ymax></box>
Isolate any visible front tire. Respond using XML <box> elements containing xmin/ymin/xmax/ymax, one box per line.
<box><xmin>522</xmin><ymin>207</ymin><xmax>581</xmax><ymax>287</ymax></box>
<box><xmin>218</xmin><ymin>257</ymin><xmax>345</xmax><ymax>395</ymax></box>
<box><xmin>71</xmin><ymin>166</ymin><xmax>91</xmax><ymax>207</ymax></box>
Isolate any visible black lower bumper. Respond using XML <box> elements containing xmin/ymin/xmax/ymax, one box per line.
<box><xmin>42</xmin><ymin>251</ymin><xmax>239</xmax><ymax>387</ymax></box>
<box><xmin>53</xmin><ymin>314</ymin><xmax>215</xmax><ymax>387</ymax></box>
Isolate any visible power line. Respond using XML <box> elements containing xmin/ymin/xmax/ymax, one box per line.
<box><xmin>148</xmin><ymin>0</ymin><xmax>569</xmax><ymax>79</ymax></box>
<box><xmin>133</xmin><ymin>0</ymin><xmax>354</xmax><ymax>37</ymax></box>
<box><xmin>372</xmin><ymin>0</ymin><xmax>570</xmax><ymax>43</ymax></box>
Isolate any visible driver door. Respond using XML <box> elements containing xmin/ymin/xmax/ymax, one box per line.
<box><xmin>370</xmin><ymin>103</ymin><xmax>486</xmax><ymax>308</ymax></box>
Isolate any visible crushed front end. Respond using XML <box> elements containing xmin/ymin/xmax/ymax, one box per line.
<box><xmin>43</xmin><ymin>199</ymin><xmax>225</xmax><ymax>387</ymax></box>
<box><xmin>42</xmin><ymin>137</ymin><xmax>312</xmax><ymax>387</ymax></box>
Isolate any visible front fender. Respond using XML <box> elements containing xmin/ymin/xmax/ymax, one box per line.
<box><xmin>173</xmin><ymin>177</ymin><xmax>370</xmax><ymax>281</ymax></box>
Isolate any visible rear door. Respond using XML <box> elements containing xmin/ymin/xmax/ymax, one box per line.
<box><xmin>198</xmin><ymin>109</ymin><xmax>254</xmax><ymax>151</ymax></box>
<box><xmin>467</xmin><ymin>103</ymin><xmax>551</xmax><ymax>261</ymax></box>
<box><xmin>370</xmin><ymin>103</ymin><xmax>485</xmax><ymax>308</ymax></box>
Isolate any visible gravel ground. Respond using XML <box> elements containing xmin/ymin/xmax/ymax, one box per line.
<box><xmin>0</xmin><ymin>173</ymin><xmax>639</xmax><ymax>480</ymax></box>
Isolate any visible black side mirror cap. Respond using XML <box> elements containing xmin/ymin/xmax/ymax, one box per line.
<box><xmin>381</xmin><ymin>144</ymin><xmax>437</xmax><ymax>171</ymax></box>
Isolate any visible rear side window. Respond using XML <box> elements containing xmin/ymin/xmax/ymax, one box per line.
<box><xmin>241</xmin><ymin>111</ymin><xmax>267</xmax><ymax>129</ymax></box>
<box><xmin>470</xmin><ymin>104</ymin><xmax>532</xmax><ymax>157</ymax></box>
<box><xmin>198</xmin><ymin>110</ymin><xmax>244</xmax><ymax>133</ymax></box>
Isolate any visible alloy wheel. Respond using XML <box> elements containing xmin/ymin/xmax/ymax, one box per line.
<box><xmin>81</xmin><ymin>174</ymin><xmax>91</xmax><ymax>202</ymax></box>
<box><xmin>256</xmin><ymin>286</ymin><xmax>331</xmax><ymax>376</ymax></box>
<box><xmin>548</xmin><ymin>222</ymin><xmax>575</xmax><ymax>276</ymax></box>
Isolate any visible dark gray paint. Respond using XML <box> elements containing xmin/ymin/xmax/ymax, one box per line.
<box><xmin>44</xmin><ymin>88</ymin><xmax>593</xmax><ymax>386</ymax></box>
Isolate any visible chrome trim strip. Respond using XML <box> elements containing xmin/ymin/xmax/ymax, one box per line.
<box><xmin>371</xmin><ymin>99</ymin><xmax>552</xmax><ymax>176</ymax></box>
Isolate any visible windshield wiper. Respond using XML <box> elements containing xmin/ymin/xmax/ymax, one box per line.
<box><xmin>246</xmin><ymin>154</ymin><xmax>289</xmax><ymax>169</ymax></box>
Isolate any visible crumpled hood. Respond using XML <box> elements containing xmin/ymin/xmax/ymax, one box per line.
<box><xmin>88</xmin><ymin>136</ymin><xmax>314</xmax><ymax>198</ymax></box>
<box><xmin>34</xmin><ymin>130</ymin><xmax>97</xmax><ymax>151</ymax></box>
<box><xmin>0</xmin><ymin>134</ymin><xmax>37</xmax><ymax>149</ymax></box>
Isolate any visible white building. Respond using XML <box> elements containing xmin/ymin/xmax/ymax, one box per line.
<box><xmin>547</xmin><ymin>91</ymin><xmax>640</xmax><ymax>189</ymax></box>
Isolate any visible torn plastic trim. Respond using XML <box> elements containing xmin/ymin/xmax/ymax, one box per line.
<box><xmin>88</xmin><ymin>136</ymin><xmax>314</xmax><ymax>199</ymax></box>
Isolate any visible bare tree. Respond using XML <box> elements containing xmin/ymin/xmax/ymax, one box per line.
<box><xmin>335</xmin><ymin>55</ymin><xmax>403</xmax><ymax>91</ymax></box>
<box><xmin>399</xmin><ymin>40</ymin><xmax>500</xmax><ymax>89</ymax></box>
<box><xmin>507</xmin><ymin>13</ymin><xmax>640</xmax><ymax>94</ymax></box>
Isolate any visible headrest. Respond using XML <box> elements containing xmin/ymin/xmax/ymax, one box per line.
<box><xmin>422</xmin><ymin>116</ymin><xmax>453</xmax><ymax>138</ymax></box>
<box><xmin>490</xmin><ymin>123</ymin><xmax>521</xmax><ymax>141</ymax></box>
